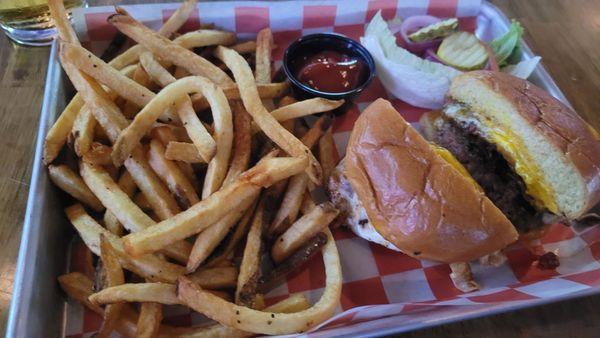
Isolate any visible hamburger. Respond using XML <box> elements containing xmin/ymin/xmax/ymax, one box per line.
<box><xmin>328</xmin><ymin>72</ymin><xmax>600</xmax><ymax>291</ymax></box>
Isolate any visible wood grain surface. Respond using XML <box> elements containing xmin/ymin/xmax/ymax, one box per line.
<box><xmin>0</xmin><ymin>0</ymin><xmax>598</xmax><ymax>336</ymax></box>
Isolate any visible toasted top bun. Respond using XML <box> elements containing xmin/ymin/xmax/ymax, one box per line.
<box><xmin>343</xmin><ymin>98</ymin><xmax>518</xmax><ymax>263</ymax></box>
<box><xmin>446</xmin><ymin>71</ymin><xmax>600</xmax><ymax>219</ymax></box>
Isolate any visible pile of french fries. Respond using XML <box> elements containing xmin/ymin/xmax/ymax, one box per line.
<box><xmin>46</xmin><ymin>0</ymin><xmax>345</xmax><ymax>336</ymax></box>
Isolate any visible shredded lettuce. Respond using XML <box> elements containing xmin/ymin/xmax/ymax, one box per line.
<box><xmin>490</xmin><ymin>20</ymin><xmax>524</xmax><ymax>66</ymax></box>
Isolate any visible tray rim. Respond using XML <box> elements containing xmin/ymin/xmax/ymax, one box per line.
<box><xmin>6</xmin><ymin>1</ymin><xmax>597</xmax><ymax>337</ymax></box>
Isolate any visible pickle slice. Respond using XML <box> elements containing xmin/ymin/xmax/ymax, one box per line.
<box><xmin>408</xmin><ymin>18</ymin><xmax>459</xmax><ymax>43</ymax></box>
<box><xmin>437</xmin><ymin>32</ymin><xmax>488</xmax><ymax>70</ymax></box>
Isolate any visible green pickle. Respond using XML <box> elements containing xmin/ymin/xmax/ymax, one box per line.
<box><xmin>437</xmin><ymin>31</ymin><xmax>488</xmax><ymax>70</ymax></box>
<box><xmin>408</xmin><ymin>18</ymin><xmax>459</xmax><ymax>43</ymax></box>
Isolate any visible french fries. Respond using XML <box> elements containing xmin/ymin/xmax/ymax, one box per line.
<box><xmin>177</xmin><ymin>229</ymin><xmax>341</xmax><ymax>335</ymax></box>
<box><xmin>48</xmin><ymin>3</ymin><xmax>345</xmax><ymax>334</ymax></box>
<box><xmin>48</xmin><ymin>164</ymin><xmax>104</xmax><ymax>212</ymax></box>
<box><xmin>96</xmin><ymin>236</ymin><xmax>125</xmax><ymax>338</ymax></box>
<box><xmin>186</xmin><ymin>266</ymin><xmax>239</xmax><ymax>289</ymax></box>
<box><xmin>271</xmin><ymin>202</ymin><xmax>339</xmax><ymax>263</ymax></box>
<box><xmin>65</xmin><ymin>204</ymin><xmax>185</xmax><ymax>283</ymax></box>
<box><xmin>215</xmin><ymin>46</ymin><xmax>323</xmax><ymax>184</ymax></box>
<box><xmin>109</xmin><ymin>11</ymin><xmax>234</xmax><ymax>86</ymax></box>
<box><xmin>122</xmin><ymin>155</ymin><xmax>307</xmax><ymax>257</ymax></box>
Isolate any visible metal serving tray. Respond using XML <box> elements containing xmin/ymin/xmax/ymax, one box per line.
<box><xmin>5</xmin><ymin>2</ymin><xmax>591</xmax><ymax>337</ymax></box>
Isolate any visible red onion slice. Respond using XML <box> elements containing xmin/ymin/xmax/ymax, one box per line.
<box><xmin>396</xmin><ymin>15</ymin><xmax>443</xmax><ymax>54</ymax></box>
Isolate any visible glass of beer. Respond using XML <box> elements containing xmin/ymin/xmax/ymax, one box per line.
<box><xmin>0</xmin><ymin>0</ymin><xmax>85</xmax><ymax>46</ymax></box>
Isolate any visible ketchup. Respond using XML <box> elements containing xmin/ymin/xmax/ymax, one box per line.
<box><xmin>295</xmin><ymin>50</ymin><xmax>366</xmax><ymax>93</ymax></box>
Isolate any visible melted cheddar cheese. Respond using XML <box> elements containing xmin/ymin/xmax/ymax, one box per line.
<box><xmin>431</xmin><ymin>144</ymin><xmax>484</xmax><ymax>193</ymax></box>
<box><xmin>485</xmin><ymin>127</ymin><xmax>558</xmax><ymax>213</ymax></box>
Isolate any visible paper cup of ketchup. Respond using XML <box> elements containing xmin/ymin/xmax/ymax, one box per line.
<box><xmin>283</xmin><ymin>33</ymin><xmax>375</xmax><ymax>101</ymax></box>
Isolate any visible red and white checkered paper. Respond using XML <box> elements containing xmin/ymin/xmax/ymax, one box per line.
<box><xmin>64</xmin><ymin>1</ymin><xmax>600</xmax><ymax>337</ymax></box>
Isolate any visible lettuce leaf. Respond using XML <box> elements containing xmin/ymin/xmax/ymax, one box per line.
<box><xmin>490</xmin><ymin>20</ymin><xmax>524</xmax><ymax>66</ymax></box>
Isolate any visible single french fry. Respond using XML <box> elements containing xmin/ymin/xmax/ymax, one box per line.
<box><xmin>108</xmin><ymin>12</ymin><xmax>234</xmax><ymax>86</ymax></box>
<box><xmin>111</xmin><ymin>76</ymin><xmax>229</xmax><ymax>166</ymax></box>
<box><xmin>61</xmin><ymin>42</ymin><xmax>155</xmax><ymax>108</ymax></box>
<box><xmin>90</xmin><ymin>283</ymin><xmax>179</xmax><ymax>305</ymax></box>
<box><xmin>270</xmin><ymin>98</ymin><xmax>344</xmax><ymax>122</ymax></box>
<box><xmin>80</xmin><ymin>161</ymin><xmax>190</xmax><ymax>263</ymax></box>
<box><xmin>148</xmin><ymin>139</ymin><xmax>200</xmax><ymax>209</ymax></box>
<box><xmin>152</xmin><ymin>126</ymin><xmax>200</xmax><ymax>192</ymax></box>
<box><xmin>176</xmin><ymin>229</ymin><xmax>341</xmax><ymax>335</ymax></box>
<box><xmin>96</xmin><ymin>236</ymin><xmax>126</xmax><ymax>338</ymax></box>
<box><xmin>137</xmin><ymin>303</ymin><xmax>162</xmax><ymax>338</ymax></box>
<box><xmin>65</xmin><ymin>204</ymin><xmax>185</xmax><ymax>283</ymax></box>
<box><xmin>156</xmin><ymin>0</ymin><xmax>198</xmax><ymax>39</ymax></box>
<box><xmin>259</xmin><ymin>232</ymin><xmax>327</xmax><ymax>293</ymax></box>
<box><xmin>186</xmin><ymin>204</ymin><xmax>253</xmax><ymax>272</ymax></box>
<box><xmin>165</xmin><ymin>142</ymin><xmax>205</xmax><ymax>163</ymax></box>
<box><xmin>43</xmin><ymin>95</ymin><xmax>83</xmax><ymax>164</ymax></box>
<box><xmin>187</xmin><ymin>266</ymin><xmax>239</xmax><ymax>289</ymax></box>
<box><xmin>255</xmin><ymin>28</ymin><xmax>273</xmax><ymax>84</ymax></box>
<box><xmin>223</xmin><ymin>101</ymin><xmax>253</xmax><ymax>186</ymax></box>
<box><xmin>176</xmin><ymin>99</ymin><xmax>217</xmax><ymax>163</ymax></box>
<box><xmin>103</xmin><ymin>171</ymin><xmax>136</xmax><ymax>236</ymax></box>
<box><xmin>236</xmin><ymin>199</ymin><xmax>265</xmax><ymax>307</ymax></box>
<box><xmin>205</xmin><ymin>199</ymin><xmax>258</xmax><ymax>268</ymax></box>
<box><xmin>125</xmin><ymin>147</ymin><xmax>182</xmax><ymax>220</ymax></box>
<box><xmin>174</xmin><ymin>29</ymin><xmax>237</xmax><ymax>50</ymax></box>
<box><xmin>230</xmin><ymin>40</ymin><xmax>256</xmax><ymax>54</ymax></box>
<box><xmin>269</xmin><ymin>173</ymin><xmax>308</xmax><ymax>236</ymax></box>
<box><xmin>122</xmin><ymin>155</ymin><xmax>307</xmax><ymax>257</ymax></box>
<box><xmin>318</xmin><ymin>127</ymin><xmax>337</xmax><ymax>182</ymax></box>
<box><xmin>215</xmin><ymin>46</ymin><xmax>322</xmax><ymax>184</ymax></box>
<box><xmin>191</xmin><ymin>82</ymin><xmax>289</xmax><ymax>112</ymax></box>
<box><xmin>271</xmin><ymin>202</ymin><xmax>339</xmax><ymax>263</ymax></box>
<box><xmin>139</xmin><ymin>51</ymin><xmax>176</xmax><ymax>88</ymax></box>
<box><xmin>48</xmin><ymin>0</ymin><xmax>79</xmax><ymax>45</ymax></box>
<box><xmin>71</xmin><ymin>105</ymin><xmax>96</xmax><ymax>157</ymax></box>
<box><xmin>82</xmin><ymin>142</ymin><xmax>112</xmax><ymax>166</ymax></box>
<box><xmin>48</xmin><ymin>164</ymin><xmax>104</xmax><ymax>212</ymax></box>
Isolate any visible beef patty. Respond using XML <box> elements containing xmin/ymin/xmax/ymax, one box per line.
<box><xmin>433</xmin><ymin>119</ymin><xmax>544</xmax><ymax>232</ymax></box>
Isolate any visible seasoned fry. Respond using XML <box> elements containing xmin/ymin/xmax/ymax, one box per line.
<box><xmin>270</xmin><ymin>98</ymin><xmax>344</xmax><ymax>122</ymax></box>
<box><xmin>109</xmin><ymin>12</ymin><xmax>234</xmax><ymax>86</ymax></box>
<box><xmin>236</xmin><ymin>199</ymin><xmax>265</xmax><ymax>307</ymax></box>
<box><xmin>259</xmin><ymin>232</ymin><xmax>327</xmax><ymax>293</ymax></box>
<box><xmin>137</xmin><ymin>303</ymin><xmax>162</xmax><ymax>338</ymax></box>
<box><xmin>139</xmin><ymin>52</ymin><xmax>175</xmax><ymax>88</ymax></box>
<box><xmin>271</xmin><ymin>202</ymin><xmax>339</xmax><ymax>263</ymax></box>
<box><xmin>82</xmin><ymin>142</ymin><xmax>112</xmax><ymax>165</ymax></box>
<box><xmin>165</xmin><ymin>142</ymin><xmax>205</xmax><ymax>163</ymax></box>
<box><xmin>187</xmin><ymin>205</ymin><xmax>253</xmax><ymax>272</ymax></box>
<box><xmin>48</xmin><ymin>0</ymin><xmax>79</xmax><ymax>44</ymax></box>
<box><xmin>187</xmin><ymin>266</ymin><xmax>239</xmax><ymax>289</ymax></box>
<box><xmin>122</xmin><ymin>155</ymin><xmax>307</xmax><ymax>257</ymax></box>
<box><xmin>174</xmin><ymin>30</ymin><xmax>237</xmax><ymax>50</ymax></box>
<box><xmin>90</xmin><ymin>283</ymin><xmax>179</xmax><ymax>305</ymax></box>
<box><xmin>61</xmin><ymin>42</ymin><xmax>155</xmax><ymax>108</ymax></box>
<box><xmin>300</xmin><ymin>191</ymin><xmax>317</xmax><ymax>215</ymax></box>
<box><xmin>177</xmin><ymin>229</ymin><xmax>341</xmax><ymax>335</ymax></box>
<box><xmin>65</xmin><ymin>204</ymin><xmax>185</xmax><ymax>283</ymax></box>
<box><xmin>206</xmin><ymin>199</ymin><xmax>258</xmax><ymax>268</ymax></box>
<box><xmin>71</xmin><ymin>106</ymin><xmax>96</xmax><ymax>157</ymax></box>
<box><xmin>318</xmin><ymin>127</ymin><xmax>337</xmax><ymax>182</ymax></box>
<box><xmin>230</xmin><ymin>40</ymin><xmax>257</xmax><ymax>54</ymax></box>
<box><xmin>269</xmin><ymin>173</ymin><xmax>308</xmax><ymax>236</ymax></box>
<box><xmin>48</xmin><ymin>164</ymin><xmax>104</xmax><ymax>212</ymax></box>
<box><xmin>215</xmin><ymin>46</ymin><xmax>323</xmax><ymax>184</ymax></box>
<box><xmin>255</xmin><ymin>28</ymin><xmax>273</xmax><ymax>84</ymax></box>
<box><xmin>191</xmin><ymin>82</ymin><xmax>289</xmax><ymax>112</ymax></box>
<box><xmin>125</xmin><ymin>147</ymin><xmax>182</xmax><ymax>220</ymax></box>
<box><xmin>80</xmin><ymin>161</ymin><xmax>190</xmax><ymax>263</ymax></box>
<box><xmin>223</xmin><ymin>101</ymin><xmax>252</xmax><ymax>186</ymax></box>
<box><xmin>97</xmin><ymin>236</ymin><xmax>126</xmax><ymax>338</ymax></box>
<box><xmin>111</xmin><ymin>76</ymin><xmax>229</xmax><ymax>166</ymax></box>
<box><xmin>148</xmin><ymin>139</ymin><xmax>200</xmax><ymax>209</ymax></box>
<box><xmin>103</xmin><ymin>170</ymin><xmax>136</xmax><ymax>236</ymax></box>
<box><xmin>176</xmin><ymin>99</ymin><xmax>217</xmax><ymax>163</ymax></box>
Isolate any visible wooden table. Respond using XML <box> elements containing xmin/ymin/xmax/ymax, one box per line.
<box><xmin>0</xmin><ymin>0</ymin><xmax>598</xmax><ymax>336</ymax></box>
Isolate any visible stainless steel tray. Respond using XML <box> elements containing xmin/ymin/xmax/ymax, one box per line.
<box><xmin>5</xmin><ymin>2</ymin><xmax>592</xmax><ymax>337</ymax></box>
